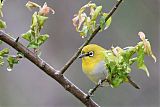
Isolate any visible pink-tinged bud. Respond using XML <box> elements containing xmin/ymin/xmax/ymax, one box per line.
<box><xmin>138</xmin><ymin>31</ymin><xmax>146</xmax><ymax>41</ymax></box>
<box><xmin>138</xmin><ymin>31</ymin><xmax>156</xmax><ymax>62</ymax></box>
<box><xmin>39</xmin><ymin>2</ymin><xmax>55</xmax><ymax>16</ymax></box>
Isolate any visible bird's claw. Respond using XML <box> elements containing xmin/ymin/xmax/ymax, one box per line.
<box><xmin>88</xmin><ymin>89</ymin><xmax>94</xmax><ymax>96</ymax></box>
<box><xmin>85</xmin><ymin>89</ymin><xmax>94</xmax><ymax>99</ymax></box>
<box><xmin>98</xmin><ymin>79</ymin><xmax>104</xmax><ymax>87</ymax></box>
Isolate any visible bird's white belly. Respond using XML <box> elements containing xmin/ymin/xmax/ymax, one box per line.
<box><xmin>87</xmin><ymin>61</ymin><xmax>108</xmax><ymax>84</ymax></box>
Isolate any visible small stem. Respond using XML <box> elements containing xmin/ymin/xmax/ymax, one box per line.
<box><xmin>60</xmin><ymin>0</ymin><xmax>123</xmax><ymax>74</ymax></box>
<box><xmin>127</xmin><ymin>76</ymin><xmax>140</xmax><ymax>89</ymax></box>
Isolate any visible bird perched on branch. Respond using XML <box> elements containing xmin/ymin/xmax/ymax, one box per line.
<box><xmin>79</xmin><ymin>44</ymin><xmax>140</xmax><ymax>89</ymax></box>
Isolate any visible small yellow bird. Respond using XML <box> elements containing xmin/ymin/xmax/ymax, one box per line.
<box><xmin>79</xmin><ymin>44</ymin><xmax>140</xmax><ymax>89</ymax></box>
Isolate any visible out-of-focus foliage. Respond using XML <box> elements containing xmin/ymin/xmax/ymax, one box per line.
<box><xmin>0</xmin><ymin>0</ymin><xmax>20</xmax><ymax>71</ymax></box>
<box><xmin>0</xmin><ymin>48</ymin><xmax>9</xmax><ymax>65</ymax></box>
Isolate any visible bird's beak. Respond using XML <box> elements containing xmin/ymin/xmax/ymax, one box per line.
<box><xmin>79</xmin><ymin>53</ymin><xmax>89</xmax><ymax>58</ymax></box>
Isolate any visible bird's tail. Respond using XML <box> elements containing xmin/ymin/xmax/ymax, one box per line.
<box><xmin>127</xmin><ymin>76</ymin><xmax>140</xmax><ymax>89</ymax></box>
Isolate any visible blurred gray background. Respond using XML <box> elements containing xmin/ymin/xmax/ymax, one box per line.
<box><xmin>0</xmin><ymin>0</ymin><xmax>159</xmax><ymax>107</ymax></box>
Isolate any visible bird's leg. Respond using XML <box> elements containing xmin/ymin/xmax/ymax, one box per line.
<box><xmin>86</xmin><ymin>86</ymin><xmax>97</xmax><ymax>99</ymax></box>
<box><xmin>98</xmin><ymin>79</ymin><xmax>104</xmax><ymax>87</ymax></box>
<box><xmin>86</xmin><ymin>79</ymin><xmax>105</xmax><ymax>99</ymax></box>
<box><xmin>88</xmin><ymin>89</ymin><xmax>94</xmax><ymax>97</ymax></box>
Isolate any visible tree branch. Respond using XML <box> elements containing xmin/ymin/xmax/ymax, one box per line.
<box><xmin>60</xmin><ymin>0</ymin><xmax>123</xmax><ymax>74</ymax></box>
<box><xmin>0</xmin><ymin>31</ymin><xmax>100</xmax><ymax>107</ymax></box>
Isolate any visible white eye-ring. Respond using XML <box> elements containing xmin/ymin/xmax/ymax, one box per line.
<box><xmin>88</xmin><ymin>51</ymin><xmax>94</xmax><ymax>57</ymax></box>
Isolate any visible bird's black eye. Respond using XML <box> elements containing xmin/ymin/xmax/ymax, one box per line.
<box><xmin>88</xmin><ymin>51</ymin><xmax>94</xmax><ymax>57</ymax></box>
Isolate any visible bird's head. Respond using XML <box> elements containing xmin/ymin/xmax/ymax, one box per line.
<box><xmin>79</xmin><ymin>44</ymin><xmax>106</xmax><ymax>65</ymax></box>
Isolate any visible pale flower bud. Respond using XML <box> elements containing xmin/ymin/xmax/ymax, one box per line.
<box><xmin>39</xmin><ymin>2</ymin><xmax>55</xmax><ymax>16</ymax></box>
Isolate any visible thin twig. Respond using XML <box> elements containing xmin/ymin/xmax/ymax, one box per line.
<box><xmin>60</xmin><ymin>0</ymin><xmax>123</xmax><ymax>74</ymax></box>
<box><xmin>127</xmin><ymin>76</ymin><xmax>140</xmax><ymax>89</ymax></box>
<box><xmin>0</xmin><ymin>31</ymin><xmax>100</xmax><ymax>107</ymax></box>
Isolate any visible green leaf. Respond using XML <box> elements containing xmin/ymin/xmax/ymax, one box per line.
<box><xmin>7</xmin><ymin>56</ymin><xmax>19</xmax><ymax>70</ymax></box>
<box><xmin>27</xmin><ymin>34</ymin><xmax>49</xmax><ymax>49</ymax></box>
<box><xmin>37</xmin><ymin>34</ymin><xmax>49</xmax><ymax>46</ymax></box>
<box><xmin>37</xmin><ymin>15</ymin><xmax>48</xmax><ymax>28</ymax></box>
<box><xmin>21</xmin><ymin>30</ymin><xmax>32</xmax><ymax>42</ymax></box>
<box><xmin>79</xmin><ymin>25</ymin><xmax>88</xmax><ymax>38</ymax></box>
<box><xmin>111</xmin><ymin>77</ymin><xmax>124</xmax><ymax>87</ymax></box>
<box><xmin>91</xmin><ymin>6</ymin><xmax>102</xmax><ymax>21</ymax></box>
<box><xmin>100</xmin><ymin>15</ymin><xmax>105</xmax><ymax>30</ymax></box>
<box><xmin>100</xmin><ymin>13</ymin><xmax>112</xmax><ymax>31</ymax></box>
<box><xmin>103</xmin><ymin>13</ymin><xmax>112</xmax><ymax>30</ymax></box>
<box><xmin>122</xmin><ymin>47</ymin><xmax>136</xmax><ymax>63</ymax></box>
<box><xmin>89</xmin><ymin>20</ymin><xmax>96</xmax><ymax>35</ymax></box>
<box><xmin>17</xmin><ymin>52</ymin><xmax>24</xmax><ymax>58</ymax></box>
<box><xmin>0</xmin><ymin>19</ymin><xmax>6</xmax><ymax>29</ymax></box>
<box><xmin>31</xmin><ymin>12</ymin><xmax>38</xmax><ymax>30</ymax></box>
<box><xmin>27</xmin><ymin>41</ymin><xmax>39</xmax><ymax>49</ymax></box>
<box><xmin>137</xmin><ymin>46</ymin><xmax>149</xmax><ymax>77</ymax></box>
<box><xmin>0</xmin><ymin>48</ymin><xmax>9</xmax><ymax>56</ymax></box>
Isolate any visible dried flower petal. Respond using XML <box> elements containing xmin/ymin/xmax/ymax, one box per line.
<box><xmin>26</xmin><ymin>1</ymin><xmax>41</xmax><ymax>10</ymax></box>
<box><xmin>111</xmin><ymin>46</ymin><xmax>123</xmax><ymax>56</ymax></box>
<box><xmin>78</xmin><ymin>13</ymin><xmax>86</xmax><ymax>29</ymax></box>
<box><xmin>90</xmin><ymin>7</ymin><xmax>95</xmax><ymax>16</ymax></box>
<box><xmin>72</xmin><ymin>14</ymin><xmax>79</xmax><ymax>27</ymax></box>
<box><xmin>72</xmin><ymin>13</ymin><xmax>86</xmax><ymax>29</ymax></box>
<box><xmin>79</xmin><ymin>1</ymin><xmax>96</xmax><ymax>14</ymax></box>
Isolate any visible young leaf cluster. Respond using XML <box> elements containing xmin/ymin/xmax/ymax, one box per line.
<box><xmin>0</xmin><ymin>47</ymin><xmax>22</xmax><ymax>71</ymax></box>
<box><xmin>7</xmin><ymin>52</ymin><xmax>23</xmax><ymax>71</ymax></box>
<box><xmin>22</xmin><ymin>12</ymin><xmax>49</xmax><ymax>50</ymax></box>
<box><xmin>22</xmin><ymin>2</ymin><xmax>54</xmax><ymax>54</ymax></box>
<box><xmin>104</xmin><ymin>32</ymin><xmax>156</xmax><ymax>87</ymax></box>
<box><xmin>72</xmin><ymin>1</ymin><xmax>111</xmax><ymax>38</ymax></box>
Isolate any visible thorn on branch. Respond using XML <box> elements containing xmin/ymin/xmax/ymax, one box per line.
<box><xmin>15</xmin><ymin>37</ymin><xmax>20</xmax><ymax>43</ymax></box>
